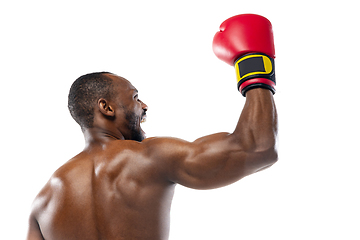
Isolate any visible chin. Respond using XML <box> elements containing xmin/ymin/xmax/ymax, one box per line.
<box><xmin>133</xmin><ymin>136</ymin><xmax>145</xmax><ymax>142</ymax></box>
<box><xmin>131</xmin><ymin>129</ymin><xmax>146</xmax><ymax>142</ymax></box>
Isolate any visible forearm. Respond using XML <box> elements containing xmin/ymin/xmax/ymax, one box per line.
<box><xmin>233</xmin><ymin>88</ymin><xmax>278</xmax><ymax>153</ymax></box>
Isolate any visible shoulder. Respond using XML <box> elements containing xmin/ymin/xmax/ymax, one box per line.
<box><xmin>30</xmin><ymin>159</ymin><xmax>78</xmax><ymax>218</ymax></box>
<box><xmin>30</xmin><ymin>178</ymin><xmax>53</xmax><ymax>221</ymax></box>
<box><xmin>109</xmin><ymin>137</ymin><xmax>192</xmax><ymax>181</ymax></box>
<box><xmin>90</xmin><ymin>139</ymin><xmax>171</xmax><ymax>181</ymax></box>
<box><xmin>140</xmin><ymin>137</ymin><xmax>197</xmax><ymax>179</ymax></box>
<box><xmin>107</xmin><ymin>137</ymin><xmax>191</xmax><ymax>159</ymax></box>
<box><xmin>141</xmin><ymin>136</ymin><xmax>193</xmax><ymax>157</ymax></box>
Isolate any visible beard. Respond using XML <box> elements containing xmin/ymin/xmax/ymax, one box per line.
<box><xmin>125</xmin><ymin>110</ymin><xmax>146</xmax><ymax>142</ymax></box>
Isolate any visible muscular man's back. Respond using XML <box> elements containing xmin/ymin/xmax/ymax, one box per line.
<box><xmin>31</xmin><ymin>141</ymin><xmax>175</xmax><ymax>240</ymax></box>
<box><xmin>27</xmin><ymin>73</ymin><xmax>278</xmax><ymax>240</ymax></box>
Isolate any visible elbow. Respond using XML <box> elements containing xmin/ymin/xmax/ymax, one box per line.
<box><xmin>261</xmin><ymin>137</ymin><xmax>278</xmax><ymax>164</ymax></box>
<box><xmin>261</xmin><ymin>144</ymin><xmax>278</xmax><ymax>168</ymax></box>
<box><xmin>253</xmin><ymin>132</ymin><xmax>277</xmax><ymax>154</ymax></box>
<box><xmin>250</xmin><ymin>147</ymin><xmax>278</xmax><ymax>174</ymax></box>
<box><xmin>252</xmin><ymin>141</ymin><xmax>278</xmax><ymax>170</ymax></box>
<box><xmin>229</xmin><ymin>132</ymin><xmax>278</xmax><ymax>168</ymax></box>
<box><xmin>247</xmin><ymin>137</ymin><xmax>278</xmax><ymax>162</ymax></box>
<box><xmin>268</xmin><ymin>146</ymin><xmax>278</xmax><ymax>165</ymax></box>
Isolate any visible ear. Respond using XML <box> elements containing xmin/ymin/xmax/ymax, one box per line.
<box><xmin>97</xmin><ymin>98</ymin><xmax>115</xmax><ymax>117</ymax></box>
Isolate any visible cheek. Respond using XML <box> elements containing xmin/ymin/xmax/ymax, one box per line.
<box><xmin>124</xmin><ymin>110</ymin><xmax>139</xmax><ymax>126</ymax></box>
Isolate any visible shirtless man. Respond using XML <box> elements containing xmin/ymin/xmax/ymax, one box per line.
<box><xmin>27</xmin><ymin>14</ymin><xmax>277</xmax><ymax>240</ymax></box>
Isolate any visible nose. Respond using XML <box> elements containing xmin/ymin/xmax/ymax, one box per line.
<box><xmin>140</xmin><ymin>100</ymin><xmax>148</xmax><ymax>112</ymax></box>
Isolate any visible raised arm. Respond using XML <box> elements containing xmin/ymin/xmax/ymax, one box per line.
<box><xmin>143</xmin><ymin>14</ymin><xmax>278</xmax><ymax>189</ymax></box>
<box><xmin>144</xmin><ymin>88</ymin><xmax>277</xmax><ymax>189</ymax></box>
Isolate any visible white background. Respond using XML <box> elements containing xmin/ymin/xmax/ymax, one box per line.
<box><xmin>1</xmin><ymin>0</ymin><xmax>359</xmax><ymax>239</ymax></box>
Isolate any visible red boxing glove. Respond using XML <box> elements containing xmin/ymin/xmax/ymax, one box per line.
<box><xmin>213</xmin><ymin>14</ymin><xmax>276</xmax><ymax>96</ymax></box>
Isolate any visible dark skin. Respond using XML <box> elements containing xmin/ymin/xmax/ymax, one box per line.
<box><xmin>27</xmin><ymin>73</ymin><xmax>278</xmax><ymax>240</ymax></box>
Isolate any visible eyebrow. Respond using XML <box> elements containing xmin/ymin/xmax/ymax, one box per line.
<box><xmin>133</xmin><ymin>89</ymin><xmax>138</xmax><ymax>95</ymax></box>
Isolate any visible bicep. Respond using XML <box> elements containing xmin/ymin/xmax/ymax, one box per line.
<box><xmin>172</xmin><ymin>133</ymin><xmax>249</xmax><ymax>189</ymax></box>
<box><xmin>146</xmin><ymin>133</ymin><xmax>275</xmax><ymax>190</ymax></box>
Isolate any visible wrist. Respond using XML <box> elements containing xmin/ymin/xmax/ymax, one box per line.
<box><xmin>238</xmin><ymin>78</ymin><xmax>276</xmax><ymax>96</ymax></box>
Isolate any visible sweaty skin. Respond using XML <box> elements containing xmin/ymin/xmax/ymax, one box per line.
<box><xmin>27</xmin><ymin>73</ymin><xmax>278</xmax><ymax>240</ymax></box>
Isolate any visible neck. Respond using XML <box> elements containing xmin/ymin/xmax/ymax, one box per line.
<box><xmin>83</xmin><ymin>127</ymin><xmax>125</xmax><ymax>149</ymax></box>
